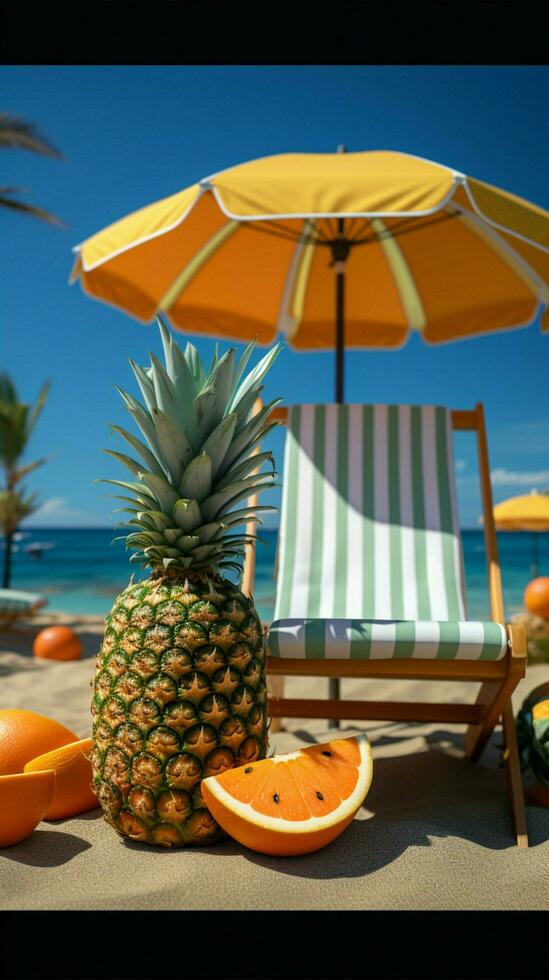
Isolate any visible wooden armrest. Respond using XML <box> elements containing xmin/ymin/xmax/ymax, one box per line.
<box><xmin>506</xmin><ymin>622</ymin><xmax>527</xmax><ymax>659</ymax></box>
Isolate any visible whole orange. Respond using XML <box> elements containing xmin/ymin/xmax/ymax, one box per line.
<box><xmin>0</xmin><ymin>770</ymin><xmax>55</xmax><ymax>847</ymax></box>
<box><xmin>24</xmin><ymin>737</ymin><xmax>98</xmax><ymax>819</ymax></box>
<box><xmin>0</xmin><ymin>709</ymin><xmax>78</xmax><ymax>775</ymax></box>
<box><xmin>33</xmin><ymin>625</ymin><xmax>83</xmax><ymax>661</ymax></box>
<box><xmin>524</xmin><ymin>577</ymin><xmax>549</xmax><ymax>620</ymax></box>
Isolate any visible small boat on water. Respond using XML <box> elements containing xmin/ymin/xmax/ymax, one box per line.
<box><xmin>23</xmin><ymin>541</ymin><xmax>55</xmax><ymax>559</ymax></box>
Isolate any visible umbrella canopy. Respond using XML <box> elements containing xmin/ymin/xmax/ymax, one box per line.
<box><xmin>493</xmin><ymin>490</ymin><xmax>549</xmax><ymax>577</ymax></box>
<box><xmin>72</xmin><ymin>148</ymin><xmax>549</xmax><ymax>721</ymax></box>
<box><xmin>71</xmin><ymin>150</ymin><xmax>549</xmax><ymax>357</ymax></box>
<box><xmin>493</xmin><ymin>491</ymin><xmax>549</xmax><ymax>532</ymax></box>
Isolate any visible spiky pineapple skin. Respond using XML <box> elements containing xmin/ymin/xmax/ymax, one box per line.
<box><xmin>91</xmin><ymin>574</ymin><xmax>268</xmax><ymax>847</ymax></box>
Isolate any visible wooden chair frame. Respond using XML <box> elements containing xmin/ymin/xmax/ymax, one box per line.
<box><xmin>241</xmin><ymin>401</ymin><xmax>528</xmax><ymax>847</ymax></box>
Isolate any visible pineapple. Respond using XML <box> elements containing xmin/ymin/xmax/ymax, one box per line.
<box><xmin>91</xmin><ymin>318</ymin><xmax>282</xmax><ymax>847</ymax></box>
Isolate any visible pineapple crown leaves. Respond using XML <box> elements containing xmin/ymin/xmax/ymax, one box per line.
<box><xmin>101</xmin><ymin>316</ymin><xmax>282</xmax><ymax>575</ymax></box>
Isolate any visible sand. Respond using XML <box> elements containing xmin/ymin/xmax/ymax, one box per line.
<box><xmin>1</xmin><ymin>612</ymin><xmax>548</xmax><ymax>910</ymax></box>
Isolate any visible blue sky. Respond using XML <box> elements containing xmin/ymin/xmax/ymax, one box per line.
<box><xmin>2</xmin><ymin>65</ymin><xmax>549</xmax><ymax>529</ymax></box>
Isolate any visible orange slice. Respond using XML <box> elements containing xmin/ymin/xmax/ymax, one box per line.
<box><xmin>202</xmin><ymin>733</ymin><xmax>373</xmax><ymax>856</ymax></box>
<box><xmin>0</xmin><ymin>709</ymin><xmax>78</xmax><ymax>775</ymax></box>
<box><xmin>532</xmin><ymin>699</ymin><xmax>549</xmax><ymax>722</ymax></box>
<box><xmin>0</xmin><ymin>770</ymin><xmax>55</xmax><ymax>847</ymax></box>
<box><xmin>24</xmin><ymin>738</ymin><xmax>98</xmax><ymax>820</ymax></box>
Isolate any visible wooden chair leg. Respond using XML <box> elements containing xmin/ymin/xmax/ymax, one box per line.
<box><xmin>501</xmin><ymin>702</ymin><xmax>529</xmax><ymax>848</ymax></box>
<box><xmin>465</xmin><ymin>627</ymin><xmax>527</xmax><ymax>762</ymax></box>
<box><xmin>464</xmin><ymin>679</ymin><xmax>506</xmax><ymax>761</ymax></box>
<box><xmin>267</xmin><ymin>675</ymin><xmax>285</xmax><ymax>733</ymax></box>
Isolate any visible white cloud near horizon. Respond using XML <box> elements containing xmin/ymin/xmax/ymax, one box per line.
<box><xmin>34</xmin><ymin>497</ymin><xmax>68</xmax><ymax>515</ymax></box>
<box><xmin>490</xmin><ymin>469</ymin><xmax>549</xmax><ymax>488</ymax></box>
<box><xmin>25</xmin><ymin>497</ymin><xmax>107</xmax><ymax>527</ymax></box>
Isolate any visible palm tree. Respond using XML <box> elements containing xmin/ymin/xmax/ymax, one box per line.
<box><xmin>0</xmin><ymin>112</ymin><xmax>64</xmax><ymax>226</ymax></box>
<box><xmin>0</xmin><ymin>374</ymin><xmax>50</xmax><ymax>587</ymax></box>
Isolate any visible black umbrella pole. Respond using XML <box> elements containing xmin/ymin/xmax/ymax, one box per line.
<box><xmin>532</xmin><ymin>531</ymin><xmax>539</xmax><ymax>579</ymax></box>
<box><xmin>329</xmin><ymin>263</ymin><xmax>346</xmax><ymax>727</ymax></box>
<box><xmin>335</xmin><ymin>267</ymin><xmax>345</xmax><ymax>404</ymax></box>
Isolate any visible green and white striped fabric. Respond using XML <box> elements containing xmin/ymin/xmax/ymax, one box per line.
<box><xmin>269</xmin><ymin>404</ymin><xmax>507</xmax><ymax>661</ymax></box>
<box><xmin>268</xmin><ymin>618</ymin><xmax>507</xmax><ymax>661</ymax></box>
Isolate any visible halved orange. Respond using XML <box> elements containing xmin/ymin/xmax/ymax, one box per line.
<box><xmin>532</xmin><ymin>699</ymin><xmax>549</xmax><ymax>722</ymax></box>
<box><xmin>0</xmin><ymin>770</ymin><xmax>55</xmax><ymax>847</ymax></box>
<box><xmin>0</xmin><ymin>709</ymin><xmax>78</xmax><ymax>776</ymax></box>
<box><xmin>24</xmin><ymin>738</ymin><xmax>98</xmax><ymax>820</ymax></box>
<box><xmin>202</xmin><ymin>733</ymin><xmax>373</xmax><ymax>856</ymax></box>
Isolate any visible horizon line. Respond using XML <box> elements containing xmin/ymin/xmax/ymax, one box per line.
<box><xmin>15</xmin><ymin>524</ymin><xmax>511</xmax><ymax>533</ymax></box>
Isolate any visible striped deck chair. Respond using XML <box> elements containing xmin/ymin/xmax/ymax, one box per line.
<box><xmin>0</xmin><ymin>588</ymin><xmax>47</xmax><ymax>628</ymax></box>
<box><xmin>241</xmin><ymin>402</ymin><xmax>528</xmax><ymax>846</ymax></box>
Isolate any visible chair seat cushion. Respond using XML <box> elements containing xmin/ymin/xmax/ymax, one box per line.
<box><xmin>268</xmin><ymin>619</ymin><xmax>508</xmax><ymax>661</ymax></box>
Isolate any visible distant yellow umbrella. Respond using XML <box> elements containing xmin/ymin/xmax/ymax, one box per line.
<box><xmin>493</xmin><ymin>490</ymin><xmax>549</xmax><ymax>531</ymax></box>
<box><xmin>71</xmin><ymin>148</ymin><xmax>549</xmax><ymax>401</ymax></box>
<box><xmin>493</xmin><ymin>490</ymin><xmax>549</xmax><ymax>577</ymax></box>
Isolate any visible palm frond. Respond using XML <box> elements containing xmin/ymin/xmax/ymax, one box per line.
<box><xmin>11</xmin><ymin>457</ymin><xmax>48</xmax><ymax>485</ymax></box>
<box><xmin>0</xmin><ymin>188</ymin><xmax>65</xmax><ymax>227</ymax></box>
<box><xmin>0</xmin><ymin>374</ymin><xmax>18</xmax><ymax>406</ymax></box>
<box><xmin>27</xmin><ymin>380</ymin><xmax>51</xmax><ymax>435</ymax></box>
<box><xmin>0</xmin><ymin>113</ymin><xmax>62</xmax><ymax>158</ymax></box>
<box><xmin>0</xmin><ymin>373</ymin><xmax>51</xmax><ymax>477</ymax></box>
<box><xmin>0</xmin><ymin>488</ymin><xmax>40</xmax><ymax>534</ymax></box>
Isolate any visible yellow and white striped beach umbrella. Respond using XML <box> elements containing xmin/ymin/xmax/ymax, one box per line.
<box><xmin>493</xmin><ymin>491</ymin><xmax>549</xmax><ymax>577</ymax></box>
<box><xmin>494</xmin><ymin>491</ymin><xmax>549</xmax><ymax>533</ymax></box>
<box><xmin>71</xmin><ymin>149</ymin><xmax>549</xmax><ymax>397</ymax></box>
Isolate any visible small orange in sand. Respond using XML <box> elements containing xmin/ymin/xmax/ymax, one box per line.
<box><xmin>33</xmin><ymin>625</ymin><xmax>83</xmax><ymax>661</ymax></box>
<box><xmin>0</xmin><ymin>709</ymin><xmax>78</xmax><ymax>775</ymax></box>
<box><xmin>0</xmin><ymin>770</ymin><xmax>55</xmax><ymax>847</ymax></box>
<box><xmin>202</xmin><ymin>734</ymin><xmax>373</xmax><ymax>856</ymax></box>
<box><xmin>524</xmin><ymin>577</ymin><xmax>549</xmax><ymax>620</ymax></box>
<box><xmin>24</xmin><ymin>737</ymin><xmax>98</xmax><ymax>819</ymax></box>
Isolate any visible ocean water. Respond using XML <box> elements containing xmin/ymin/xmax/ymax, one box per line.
<box><xmin>4</xmin><ymin>527</ymin><xmax>548</xmax><ymax>623</ymax></box>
